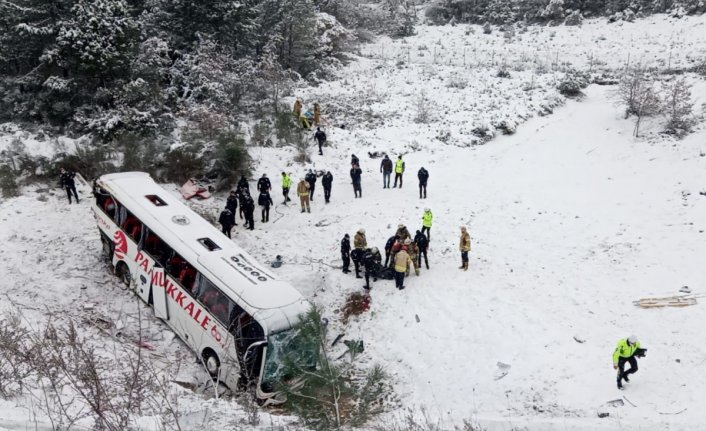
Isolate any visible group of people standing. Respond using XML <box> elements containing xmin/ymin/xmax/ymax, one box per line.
<box><xmin>218</xmin><ymin>174</ymin><xmax>274</xmax><ymax>237</ymax></box>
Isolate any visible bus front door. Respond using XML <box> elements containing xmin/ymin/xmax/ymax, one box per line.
<box><xmin>134</xmin><ymin>251</ymin><xmax>155</xmax><ymax>304</ymax></box>
<box><xmin>149</xmin><ymin>266</ymin><xmax>170</xmax><ymax>320</ymax></box>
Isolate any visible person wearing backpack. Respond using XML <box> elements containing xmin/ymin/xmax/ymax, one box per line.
<box><xmin>314</xmin><ymin>127</ymin><xmax>327</xmax><ymax>155</ymax></box>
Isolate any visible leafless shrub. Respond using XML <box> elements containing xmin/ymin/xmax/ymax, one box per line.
<box><xmin>662</xmin><ymin>77</ymin><xmax>695</xmax><ymax>137</ymax></box>
<box><xmin>616</xmin><ymin>67</ymin><xmax>661</xmax><ymax>136</ymax></box>
<box><xmin>414</xmin><ymin>90</ymin><xmax>433</xmax><ymax>124</ymax></box>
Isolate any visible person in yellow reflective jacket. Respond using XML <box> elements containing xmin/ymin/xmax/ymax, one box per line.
<box><xmin>393</xmin><ymin>155</ymin><xmax>405</xmax><ymax>188</ymax></box>
<box><xmin>613</xmin><ymin>335</ymin><xmax>646</xmax><ymax>389</ymax></box>
<box><xmin>421</xmin><ymin>208</ymin><xmax>433</xmax><ymax>241</ymax></box>
<box><xmin>281</xmin><ymin>172</ymin><xmax>292</xmax><ymax>204</ymax></box>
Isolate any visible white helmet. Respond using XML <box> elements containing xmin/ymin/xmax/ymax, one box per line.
<box><xmin>358</xmin><ymin>228</ymin><xmax>365</xmax><ymax>234</ymax></box>
<box><xmin>627</xmin><ymin>335</ymin><xmax>638</xmax><ymax>344</ymax></box>
<box><xmin>371</xmin><ymin>247</ymin><xmax>379</xmax><ymax>254</ymax></box>
<box><xmin>424</xmin><ymin>208</ymin><xmax>430</xmax><ymax>212</ymax></box>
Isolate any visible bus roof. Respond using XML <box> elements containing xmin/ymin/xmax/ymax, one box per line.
<box><xmin>97</xmin><ymin>172</ymin><xmax>308</xmax><ymax>333</ymax></box>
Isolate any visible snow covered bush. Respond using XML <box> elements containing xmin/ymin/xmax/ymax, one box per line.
<box><xmin>0</xmin><ymin>165</ymin><xmax>20</xmax><ymax>198</ymax></box>
<box><xmin>557</xmin><ymin>68</ymin><xmax>590</xmax><ymax>96</ymax></box>
<box><xmin>208</xmin><ymin>131</ymin><xmax>251</xmax><ymax>191</ymax></box>
<box><xmin>662</xmin><ymin>77</ymin><xmax>695</xmax><ymax>137</ymax></box>
<box><xmin>425</xmin><ymin>2</ymin><xmax>452</xmax><ymax>25</ymax></box>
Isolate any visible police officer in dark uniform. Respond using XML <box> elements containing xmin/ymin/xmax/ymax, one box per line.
<box><xmin>60</xmin><ymin>168</ymin><xmax>79</xmax><ymax>204</ymax></box>
<box><xmin>341</xmin><ymin>234</ymin><xmax>351</xmax><ymax>274</ymax></box>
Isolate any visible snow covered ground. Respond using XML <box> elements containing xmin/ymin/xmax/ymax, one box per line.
<box><xmin>2</xmin><ymin>14</ymin><xmax>706</xmax><ymax>431</ymax></box>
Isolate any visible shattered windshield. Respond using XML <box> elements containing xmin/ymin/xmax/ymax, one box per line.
<box><xmin>261</xmin><ymin>328</ymin><xmax>317</xmax><ymax>392</ymax></box>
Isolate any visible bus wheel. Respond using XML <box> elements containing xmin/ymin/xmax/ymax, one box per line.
<box><xmin>101</xmin><ymin>234</ymin><xmax>114</xmax><ymax>260</ymax></box>
<box><xmin>116</xmin><ymin>262</ymin><xmax>131</xmax><ymax>287</ymax></box>
<box><xmin>202</xmin><ymin>349</ymin><xmax>220</xmax><ymax>377</ymax></box>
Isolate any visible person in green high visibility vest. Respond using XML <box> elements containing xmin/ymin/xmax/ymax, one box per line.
<box><xmin>613</xmin><ymin>335</ymin><xmax>646</xmax><ymax>390</ymax></box>
<box><xmin>421</xmin><ymin>208</ymin><xmax>433</xmax><ymax>241</ymax></box>
<box><xmin>281</xmin><ymin>172</ymin><xmax>292</xmax><ymax>204</ymax></box>
<box><xmin>393</xmin><ymin>155</ymin><xmax>405</xmax><ymax>188</ymax></box>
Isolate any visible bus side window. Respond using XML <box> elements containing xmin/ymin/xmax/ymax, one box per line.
<box><xmin>122</xmin><ymin>213</ymin><xmax>141</xmax><ymax>242</ymax></box>
<box><xmin>197</xmin><ymin>277</ymin><xmax>230</xmax><ymax>326</ymax></box>
<box><xmin>166</xmin><ymin>253</ymin><xmax>186</xmax><ymax>279</ymax></box>
<box><xmin>143</xmin><ymin>229</ymin><xmax>170</xmax><ymax>267</ymax></box>
<box><xmin>95</xmin><ymin>189</ymin><xmax>118</xmax><ymax>221</ymax></box>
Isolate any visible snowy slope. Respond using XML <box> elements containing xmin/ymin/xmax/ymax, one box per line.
<box><xmin>2</xmin><ymin>14</ymin><xmax>706</xmax><ymax>431</ymax></box>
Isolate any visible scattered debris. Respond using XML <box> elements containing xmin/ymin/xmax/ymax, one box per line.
<box><xmin>494</xmin><ymin>362</ymin><xmax>511</xmax><ymax>380</ymax></box>
<box><xmin>332</xmin><ymin>333</ymin><xmax>345</xmax><ymax>346</ymax></box>
<box><xmin>337</xmin><ymin>339</ymin><xmax>364</xmax><ymax>360</ymax></box>
<box><xmin>415</xmin><ymin>314</ymin><xmax>420</xmax><ymax>323</ymax></box>
<box><xmin>181</xmin><ymin>178</ymin><xmax>213</xmax><ymax>200</ymax></box>
<box><xmin>679</xmin><ymin>286</ymin><xmax>691</xmax><ymax>294</ymax></box>
<box><xmin>623</xmin><ymin>396</ymin><xmax>637</xmax><ymax>407</ymax></box>
<box><xmin>573</xmin><ymin>335</ymin><xmax>586</xmax><ymax>343</ymax></box>
<box><xmin>633</xmin><ymin>294</ymin><xmax>702</xmax><ymax>308</ymax></box>
<box><xmin>597</xmin><ymin>412</ymin><xmax>610</xmax><ymax>418</ymax></box>
<box><xmin>606</xmin><ymin>398</ymin><xmax>624</xmax><ymax>407</ymax></box>
<box><xmin>659</xmin><ymin>407</ymin><xmax>687</xmax><ymax>415</ymax></box>
<box><xmin>341</xmin><ymin>292</ymin><xmax>371</xmax><ymax>324</ymax></box>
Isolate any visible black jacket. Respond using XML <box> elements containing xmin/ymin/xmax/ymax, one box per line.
<box><xmin>242</xmin><ymin>196</ymin><xmax>255</xmax><ymax>213</ymax></box>
<box><xmin>380</xmin><ymin>157</ymin><xmax>392</xmax><ymax>173</ymax></box>
<box><xmin>322</xmin><ymin>173</ymin><xmax>333</xmax><ymax>189</ymax></box>
<box><xmin>350</xmin><ymin>167</ymin><xmax>362</xmax><ymax>183</ymax></box>
<box><xmin>341</xmin><ymin>236</ymin><xmax>351</xmax><ymax>257</ymax></box>
<box><xmin>257</xmin><ymin>177</ymin><xmax>271</xmax><ymax>192</ymax></box>
<box><xmin>237</xmin><ymin>177</ymin><xmax>249</xmax><ymax>192</ymax></box>
<box><xmin>351</xmin><ymin>155</ymin><xmax>359</xmax><ymax>166</ymax></box>
<box><xmin>219</xmin><ymin>209</ymin><xmax>234</xmax><ymax>227</ymax></box>
<box><xmin>418</xmin><ymin>168</ymin><xmax>429</xmax><ymax>184</ymax></box>
<box><xmin>258</xmin><ymin>191</ymin><xmax>273</xmax><ymax>208</ymax></box>
<box><xmin>314</xmin><ymin>130</ymin><xmax>326</xmax><ymax>144</ymax></box>
<box><xmin>414</xmin><ymin>231</ymin><xmax>429</xmax><ymax>251</ymax></box>
<box><xmin>385</xmin><ymin>235</ymin><xmax>398</xmax><ymax>252</ymax></box>
<box><xmin>305</xmin><ymin>172</ymin><xmax>317</xmax><ymax>186</ymax></box>
<box><xmin>60</xmin><ymin>171</ymin><xmax>76</xmax><ymax>188</ymax></box>
<box><xmin>226</xmin><ymin>195</ymin><xmax>238</xmax><ymax>212</ymax></box>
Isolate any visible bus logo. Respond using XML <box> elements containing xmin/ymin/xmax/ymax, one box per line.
<box><xmin>114</xmin><ymin>230</ymin><xmax>128</xmax><ymax>260</ymax></box>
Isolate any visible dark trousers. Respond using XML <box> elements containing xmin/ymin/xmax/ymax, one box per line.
<box><xmin>461</xmin><ymin>250</ymin><xmax>469</xmax><ymax>263</ymax></box>
<box><xmin>283</xmin><ymin>187</ymin><xmax>290</xmax><ymax>203</ymax></box>
<box><xmin>317</xmin><ymin>141</ymin><xmax>324</xmax><ymax>155</ymax></box>
<box><xmin>342</xmin><ymin>254</ymin><xmax>350</xmax><ymax>273</ymax></box>
<box><xmin>324</xmin><ymin>186</ymin><xmax>331</xmax><ymax>203</ymax></box>
<box><xmin>422</xmin><ymin>226</ymin><xmax>431</xmax><ymax>241</ymax></box>
<box><xmin>261</xmin><ymin>207</ymin><xmax>270</xmax><ymax>222</ymax></box>
<box><xmin>221</xmin><ymin>225</ymin><xmax>232</xmax><ymax>238</ymax></box>
<box><xmin>308</xmin><ymin>183</ymin><xmax>315</xmax><ymax>200</ymax></box>
<box><xmin>418</xmin><ymin>248</ymin><xmax>429</xmax><ymax>269</ymax></box>
<box><xmin>419</xmin><ymin>182</ymin><xmax>427</xmax><ymax>198</ymax></box>
<box><xmin>384</xmin><ymin>251</ymin><xmax>391</xmax><ymax>267</ymax></box>
<box><xmin>246</xmin><ymin>212</ymin><xmax>254</xmax><ymax>230</ymax></box>
<box><xmin>394</xmin><ymin>173</ymin><xmax>403</xmax><ymax>187</ymax></box>
<box><xmin>394</xmin><ymin>271</ymin><xmax>405</xmax><ymax>289</ymax></box>
<box><xmin>353</xmin><ymin>182</ymin><xmax>361</xmax><ymax>198</ymax></box>
<box><xmin>383</xmin><ymin>172</ymin><xmax>391</xmax><ymax>188</ymax></box>
<box><xmin>617</xmin><ymin>356</ymin><xmax>638</xmax><ymax>383</ymax></box>
<box><xmin>364</xmin><ymin>268</ymin><xmax>372</xmax><ymax>289</ymax></box>
<box><xmin>65</xmin><ymin>185</ymin><xmax>79</xmax><ymax>203</ymax></box>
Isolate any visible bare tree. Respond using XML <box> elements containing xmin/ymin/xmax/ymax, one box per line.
<box><xmin>617</xmin><ymin>67</ymin><xmax>660</xmax><ymax>137</ymax></box>
<box><xmin>662</xmin><ymin>77</ymin><xmax>694</xmax><ymax>137</ymax></box>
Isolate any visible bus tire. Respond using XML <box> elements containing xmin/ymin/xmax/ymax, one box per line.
<box><xmin>101</xmin><ymin>234</ymin><xmax>114</xmax><ymax>261</ymax></box>
<box><xmin>116</xmin><ymin>262</ymin><xmax>131</xmax><ymax>287</ymax></box>
<box><xmin>202</xmin><ymin>349</ymin><xmax>221</xmax><ymax>378</ymax></box>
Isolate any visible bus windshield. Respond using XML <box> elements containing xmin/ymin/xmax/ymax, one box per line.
<box><xmin>261</xmin><ymin>328</ymin><xmax>317</xmax><ymax>392</ymax></box>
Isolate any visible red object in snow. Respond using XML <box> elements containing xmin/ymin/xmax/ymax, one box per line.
<box><xmin>181</xmin><ymin>178</ymin><xmax>212</xmax><ymax>200</ymax></box>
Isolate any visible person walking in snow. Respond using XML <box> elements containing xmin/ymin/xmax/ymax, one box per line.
<box><xmin>258</xmin><ymin>190</ymin><xmax>274</xmax><ymax>223</ymax></box>
<box><xmin>314</xmin><ymin>102</ymin><xmax>321</xmax><ymax>126</ymax></box>
<box><xmin>352</xmin><ymin>228</ymin><xmax>367</xmax><ymax>278</ymax></box>
<box><xmin>341</xmin><ymin>234</ymin><xmax>351</xmax><ymax>274</ymax></box>
<box><xmin>243</xmin><ymin>194</ymin><xmax>256</xmax><ymax>230</ymax></box>
<box><xmin>257</xmin><ymin>173</ymin><xmax>271</xmax><ymax>193</ymax></box>
<box><xmin>421</xmin><ymin>208</ymin><xmax>433</xmax><ymax>241</ymax></box>
<box><xmin>305</xmin><ymin>169</ymin><xmax>317</xmax><ymax>201</ymax></box>
<box><xmin>380</xmin><ymin>154</ymin><xmax>393</xmax><ymax>189</ymax></box>
<box><xmin>414</xmin><ymin>230</ymin><xmax>429</xmax><ymax>270</ymax></box>
<box><xmin>60</xmin><ymin>168</ymin><xmax>79</xmax><ymax>204</ymax></box>
<box><xmin>459</xmin><ymin>226</ymin><xmax>471</xmax><ymax>270</ymax></box>
<box><xmin>322</xmin><ymin>171</ymin><xmax>333</xmax><ymax>203</ymax></box>
<box><xmin>393</xmin><ymin>155</ymin><xmax>405</xmax><ymax>188</ymax></box>
<box><xmin>314</xmin><ymin>127</ymin><xmax>327</xmax><ymax>155</ymax></box>
<box><xmin>350</xmin><ymin>164</ymin><xmax>362</xmax><ymax>198</ymax></box>
<box><xmin>394</xmin><ymin>245</ymin><xmax>413</xmax><ymax>290</ymax></box>
<box><xmin>281</xmin><ymin>172</ymin><xmax>292</xmax><ymax>204</ymax></box>
<box><xmin>418</xmin><ymin>166</ymin><xmax>429</xmax><ymax>199</ymax></box>
<box><xmin>613</xmin><ymin>335</ymin><xmax>646</xmax><ymax>390</ymax></box>
<box><xmin>297</xmin><ymin>178</ymin><xmax>310</xmax><ymax>213</ymax></box>
<box><xmin>293</xmin><ymin>99</ymin><xmax>302</xmax><ymax>118</ymax></box>
<box><xmin>219</xmin><ymin>208</ymin><xmax>234</xmax><ymax>238</ymax></box>
<box><xmin>226</xmin><ymin>190</ymin><xmax>238</xmax><ymax>226</ymax></box>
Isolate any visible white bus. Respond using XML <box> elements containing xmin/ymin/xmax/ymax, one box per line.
<box><xmin>91</xmin><ymin>172</ymin><xmax>310</xmax><ymax>402</ymax></box>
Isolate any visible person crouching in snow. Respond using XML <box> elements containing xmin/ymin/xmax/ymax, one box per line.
<box><xmin>613</xmin><ymin>335</ymin><xmax>646</xmax><ymax>390</ymax></box>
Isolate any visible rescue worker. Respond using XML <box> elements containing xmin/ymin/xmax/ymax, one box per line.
<box><xmin>237</xmin><ymin>175</ymin><xmax>249</xmax><ymax>193</ymax></box>
<box><xmin>341</xmin><ymin>234</ymin><xmax>351</xmax><ymax>274</ymax></box>
<box><xmin>243</xmin><ymin>194</ymin><xmax>256</xmax><ymax>231</ymax></box>
<box><xmin>258</xmin><ymin>190</ymin><xmax>273</xmax><ymax>223</ymax></box>
<box><xmin>236</xmin><ymin>188</ymin><xmax>249</xmax><ymax>221</ymax></box>
<box><xmin>459</xmin><ymin>226</ymin><xmax>471</xmax><ymax>270</ymax></box>
<box><xmin>60</xmin><ymin>168</ymin><xmax>79</xmax><ymax>204</ymax></box>
<box><xmin>314</xmin><ymin>102</ymin><xmax>321</xmax><ymax>126</ymax></box>
<box><xmin>257</xmin><ymin>173</ymin><xmax>271</xmax><ymax>193</ymax></box>
<box><xmin>281</xmin><ymin>172</ymin><xmax>292</xmax><ymax>204</ymax></box>
<box><xmin>393</xmin><ymin>155</ymin><xmax>405</xmax><ymax>188</ymax></box>
<box><xmin>218</xmin><ymin>207</ymin><xmax>234</xmax><ymax>238</ymax></box>
<box><xmin>396</xmin><ymin>224</ymin><xmax>411</xmax><ymax>241</ymax></box>
<box><xmin>422</xmin><ymin>208</ymin><xmax>433</xmax><ymax>240</ymax></box>
<box><xmin>293</xmin><ymin>99</ymin><xmax>303</xmax><ymax>118</ymax></box>
<box><xmin>350</xmin><ymin>164</ymin><xmax>362</xmax><ymax>198</ymax></box>
<box><xmin>394</xmin><ymin>243</ymin><xmax>413</xmax><ymax>290</ymax></box>
<box><xmin>314</xmin><ymin>127</ymin><xmax>327</xmax><ymax>155</ymax></box>
<box><xmin>418</xmin><ymin>166</ymin><xmax>429</xmax><ymax>199</ymax></box>
<box><xmin>322</xmin><ymin>171</ymin><xmax>333</xmax><ymax>203</ymax></box>
<box><xmin>380</xmin><ymin>155</ymin><xmax>393</xmax><ymax>189</ymax></box>
<box><xmin>305</xmin><ymin>169</ymin><xmax>317</xmax><ymax>201</ymax></box>
<box><xmin>352</xmin><ymin>228</ymin><xmax>367</xmax><ymax>278</ymax></box>
<box><xmin>613</xmin><ymin>335</ymin><xmax>646</xmax><ymax>390</ymax></box>
<box><xmin>384</xmin><ymin>235</ymin><xmax>399</xmax><ymax>267</ymax></box>
<box><xmin>361</xmin><ymin>248</ymin><xmax>376</xmax><ymax>290</ymax></box>
<box><xmin>408</xmin><ymin>240</ymin><xmax>420</xmax><ymax>276</ymax></box>
<box><xmin>226</xmin><ymin>190</ymin><xmax>238</xmax><ymax>226</ymax></box>
<box><xmin>414</xmin><ymin>230</ymin><xmax>429</xmax><ymax>270</ymax></box>
<box><xmin>297</xmin><ymin>178</ymin><xmax>310</xmax><ymax>213</ymax></box>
